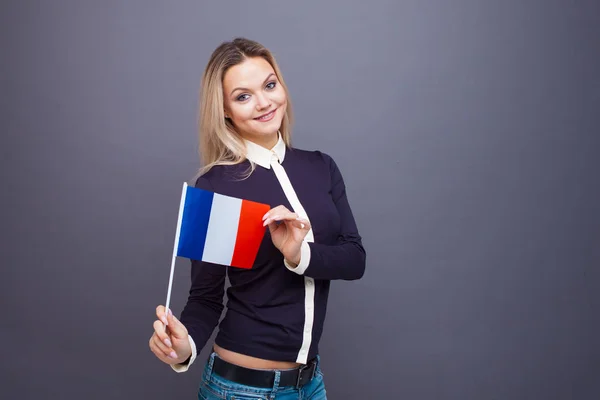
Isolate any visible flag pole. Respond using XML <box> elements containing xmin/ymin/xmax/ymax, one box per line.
<box><xmin>164</xmin><ymin>182</ymin><xmax>189</xmax><ymax>325</ymax></box>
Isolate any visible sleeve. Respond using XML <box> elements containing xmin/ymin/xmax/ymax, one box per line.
<box><xmin>170</xmin><ymin>335</ymin><xmax>197</xmax><ymax>373</ymax></box>
<box><xmin>171</xmin><ymin>175</ymin><xmax>226</xmax><ymax>372</ymax></box>
<box><xmin>297</xmin><ymin>154</ymin><xmax>366</xmax><ymax>281</ymax></box>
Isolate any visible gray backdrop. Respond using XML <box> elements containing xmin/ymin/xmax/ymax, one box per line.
<box><xmin>2</xmin><ymin>0</ymin><xmax>599</xmax><ymax>399</ymax></box>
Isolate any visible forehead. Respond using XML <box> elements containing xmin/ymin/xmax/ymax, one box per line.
<box><xmin>223</xmin><ymin>57</ymin><xmax>276</xmax><ymax>89</ymax></box>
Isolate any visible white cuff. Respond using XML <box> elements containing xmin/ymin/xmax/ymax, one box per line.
<box><xmin>284</xmin><ymin>241</ymin><xmax>311</xmax><ymax>275</ymax></box>
<box><xmin>170</xmin><ymin>334</ymin><xmax>197</xmax><ymax>373</ymax></box>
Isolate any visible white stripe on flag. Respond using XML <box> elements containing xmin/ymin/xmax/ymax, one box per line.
<box><xmin>202</xmin><ymin>193</ymin><xmax>242</xmax><ymax>266</ymax></box>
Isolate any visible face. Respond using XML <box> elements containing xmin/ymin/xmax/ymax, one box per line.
<box><xmin>222</xmin><ymin>57</ymin><xmax>287</xmax><ymax>147</ymax></box>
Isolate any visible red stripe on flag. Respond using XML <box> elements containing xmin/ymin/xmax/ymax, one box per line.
<box><xmin>231</xmin><ymin>200</ymin><xmax>270</xmax><ymax>269</ymax></box>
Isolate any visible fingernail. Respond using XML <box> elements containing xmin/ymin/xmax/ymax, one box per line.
<box><xmin>170</xmin><ymin>351</ymin><xmax>177</xmax><ymax>359</ymax></box>
<box><xmin>164</xmin><ymin>338</ymin><xmax>172</xmax><ymax>347</ymax></box>
<box><xmin>168</xmin><ymin>308</ymin><xmax>172</xmax><ymax>316</ymax></box>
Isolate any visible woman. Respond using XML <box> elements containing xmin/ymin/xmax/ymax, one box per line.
<box><xmin>149</xmin><ymin>37</ymin><xmax>366</xmax><ymax>399</ymax></box>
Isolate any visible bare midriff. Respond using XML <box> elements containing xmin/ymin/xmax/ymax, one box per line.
<box><xmin>214</xmin><ymin>344</ymin><xmax>301</xmax><ymax>370</ymax></box>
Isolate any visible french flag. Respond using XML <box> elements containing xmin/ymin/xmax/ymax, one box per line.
<box><xmin>174</xmin><ymin>182</ymin><xmax>270</xmax><ymax>269</ymax></box>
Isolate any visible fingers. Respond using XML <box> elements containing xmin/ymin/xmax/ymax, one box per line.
<box><xmin>263</xmin><ymin>206</ymin><xmax>310</xmax><ymax>229</ymax></box>
<box><xmin>156</xmin><ymin>305</ymin><xmax>168</xmax><ymax>326</ymax></box>
<box><xmin>150</xmin><ymin>306</ymin><xmax>189</xmax><ymax>365</ymax></box>
<box><xmin>266</xmin><ymin>220</ymin><xmax>281</xmax><ymax>236</ymax></box>
<box><xmin>292</xmin><ymin>218</ymin><xmax>311</xmax><ymax>230</ymax></box>
<box><xmin>153</xmin><ymin>306</ymin><xmax>188</xmax><ymax>343</ymax></box>
<box><xmin>149</xmin><ymin>331</ymin><xmax>178</xmax><ymax>360</ymax></box>
<box><xmin>149</xmin><ymin>337</ymin><xmax>169</xmax><ymax>362</ymax></box>
<box><xmin>263</xmin><ymin>205</ymin><xmax>290</xmax><ymax>221</ymax></box>
<box><xmin>166</xmin><ymin>310</ymin><xmax>188</xmax><ymax>340</ymax></box>
<box><xmin>267</xmin><ymin>217</ymin><xmax>310</xmax><ymax>232</ymax></box>
<box><xmin>153</xmin><ymin>320</ymin><xmax>172</xmax><ymax>348</ymax></box>
<box><xmin>263</xmin><ymin>206</ymin><xmax>294</xmax><ymax>226</ymax></box>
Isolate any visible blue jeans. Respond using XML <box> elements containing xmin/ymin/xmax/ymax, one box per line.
<box><xmin>197</xmin><ymin>352</ymin><xmax>327</xmax><ymax>399</ymax></box>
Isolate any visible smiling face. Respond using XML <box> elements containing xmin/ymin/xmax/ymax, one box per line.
<box><xmin>222</xmin><ymin>57</ymin><xmax>288</xmax><ymax>148</ymax></box>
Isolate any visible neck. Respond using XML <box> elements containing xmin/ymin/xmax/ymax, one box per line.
<box><xmin>241</xmin><ymin>131</ymin><xmax>278</xmax><ymax>150</ymax></box>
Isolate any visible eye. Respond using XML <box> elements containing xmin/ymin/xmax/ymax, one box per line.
<box><xmin>236</xmin><ymin>94</ymin><xmax>250</xmax><ymax>102</ymax></box>
<box><xmin>265</xmin><ymin>81</ymin><xmax>277</xmax><ymax>90</ymax></box>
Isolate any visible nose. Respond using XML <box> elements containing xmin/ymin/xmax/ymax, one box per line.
<box><xmin>255</xmin><ymin>93</ymin><xmax>271</xmax><ymax>110</ymax></box>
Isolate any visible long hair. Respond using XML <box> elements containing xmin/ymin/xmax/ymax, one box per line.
<box><xmin>195</xmin><ymin>38</ymin><xmax>293</xmax><ymax>178</ymax></box>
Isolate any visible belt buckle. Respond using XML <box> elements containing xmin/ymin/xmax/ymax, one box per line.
<box><xmin>295</xmin><ymin>359</ymin><xmax>317</xmax><ymax>388</ymax></box>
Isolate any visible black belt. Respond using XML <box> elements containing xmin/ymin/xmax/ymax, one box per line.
<box><xmin>212</xmin><ymin>355</ymin><xmax>318</xmax><ymax>389</ymax></box>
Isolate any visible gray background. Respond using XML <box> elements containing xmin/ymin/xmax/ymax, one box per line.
<box><xmin>1</xmin><ymin>0</ymin><xmax>599</xmax><ymax>399</ymax></box>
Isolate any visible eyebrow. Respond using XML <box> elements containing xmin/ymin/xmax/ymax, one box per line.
<box><xmin>230</xmin><ymin>73</ymin><xmax>276</xmax><ymax>96</ymax></box>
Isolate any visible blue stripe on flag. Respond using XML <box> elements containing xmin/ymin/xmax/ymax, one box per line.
<box><xmin>177</xmin><ymin>186</ymin><xmax>214</xmax><ymax>260</ymax></box>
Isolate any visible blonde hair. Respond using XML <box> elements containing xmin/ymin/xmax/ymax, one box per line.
<box><xmin>195</xmin><ymin>38</ymin><xmax>293</xmax><ymax>178</ymax></box>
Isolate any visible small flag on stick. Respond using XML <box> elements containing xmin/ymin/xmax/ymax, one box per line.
<box><xmin>164</xmin><ymin>182</ymin><xmax>270</xmax><ymax>315</ymax></box>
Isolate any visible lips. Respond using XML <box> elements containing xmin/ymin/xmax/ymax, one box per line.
<box><xmin>254</xmin><ymin>108</ymin><xmax>277</xmax><ymax>122</ymax></box>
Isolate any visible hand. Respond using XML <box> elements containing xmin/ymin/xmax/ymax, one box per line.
<box><xmin>263</xmin><ymin>205</ymin><xmax>311</xmax><ymax>265</ymax></box>
<box><xmin>148</xmin><ymin>305</ymin><xmax>191</xmax><ymax>365</ymax></box>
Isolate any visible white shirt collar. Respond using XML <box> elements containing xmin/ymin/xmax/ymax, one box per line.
<box><xmin>243</xmin><ymin>134</ymin><xmax>286</xmax><ymax>169</ymax></box>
